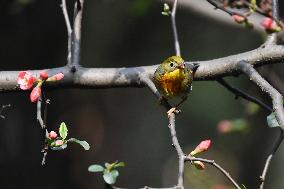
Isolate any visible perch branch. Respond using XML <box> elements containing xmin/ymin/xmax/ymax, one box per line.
<box><xmin>168</xmin><ymin>113</ymin><xmax>185</xmax><ymax>189</ymax></box>
<box><xmin>1</xmin><ymin>44</ymin><xmax>284</xmax><ymax>92</ymax></box>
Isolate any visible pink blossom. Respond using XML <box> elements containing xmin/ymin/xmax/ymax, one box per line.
<box><xmin>17</xmin><ymin>71</ymin><xmax>36</xmax><ymax>90</ymax></box>
<box><xmin>55</xmin><ymin>140</ymin><xmax>64</xmax><ymax>146</ymax></box>
<box><xmin>30</xmin><ymin>86</ymin><xmax>42</xmax><ymax>103</ymax></box>
<box><xmin>190</xmin><ymin>139</ymin><xmax>211</xmax><ymax>156</ymax></box>
<box><xmin>40</xmin><ymin>71</ymin><xmax>49</xmax><ymax>80</ymax></box>
<box><xmin>48</xmin><ymin>131</ymin><xmax>57</xmax><ymax>139</ymax></box>
<box><xmin>261</xmin><ymin>17</ymin><xmax>281</xmax><ymax>32</ymax></box>
<box><xmin>232</xmin><ymin>15</ymin><xmax>245</xmax><ymax>23</ymax></box>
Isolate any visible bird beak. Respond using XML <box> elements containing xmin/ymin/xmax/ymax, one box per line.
<box><xmin>178</xmin><ymin>63</ymin><xmax>185</xmax><ymax>69</ymax></box>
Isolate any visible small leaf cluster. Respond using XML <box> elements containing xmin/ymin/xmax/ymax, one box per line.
<box><xmin>47</xmin><ymin>122</ymin><xmax>90</xmax><ymax>151</ymax></box>
<box><xmin>88</xmin><ymin>161</ymin><xmax>125</xmax><ymax>185</ymax></box>
<box><xmin>161</xmin><ymin>3</ymin><xmax>170</xmax><ymax>16</ymax></box>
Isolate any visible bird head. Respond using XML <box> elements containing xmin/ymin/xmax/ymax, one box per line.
<box><xmin>161</xmin><ymin>56</ymin><xmax>185</xmax><ymax>72</ymax></box>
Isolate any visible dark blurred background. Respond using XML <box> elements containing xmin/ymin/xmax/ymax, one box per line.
<box><xmin>0</xmin><ymin>0</ymin><xmax>284</xmax><ymax>189</ymax></box>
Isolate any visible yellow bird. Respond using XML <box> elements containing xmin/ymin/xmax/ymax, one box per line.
<box><xmin>153</xmin><ymin>56</ymin><xmax>199</xmax><ymax>114</ymax></box>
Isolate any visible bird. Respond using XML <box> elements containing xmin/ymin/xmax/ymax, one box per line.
<box><xmin>153</xmin><ymin>56</ymin><xmax>199</xmax><ymax>115</ymax></box>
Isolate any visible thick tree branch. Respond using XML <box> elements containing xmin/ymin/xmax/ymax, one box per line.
<box><xmin>237</xmin><ymin>60</ymin><xmax>284</xmax><ymax>129</ymax></box>
<box><xmin>1</xmin><ymin>44</ymin><xmax>284</xmax><ymax>92</ymax></box>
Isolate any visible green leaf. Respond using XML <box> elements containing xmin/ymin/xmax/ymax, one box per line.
<box><xmin>163</xmin><ymin>3</ymin><xmax>170</xmax><ymax>12</ymax></box>
<box><xmin>88</xmin><ymin>164</ymin><xmax>105</xmax><ymax>173</ymax></box>
<box><xmin>103</xmin><ymin>170</ymin><xmax>119</xmax><ymax>185</ymax></box>
<box><xmin>267</xmin><ymin>112</ymin><xmax>280</xmax><ymax>128</ymax></box>
<box><xmin>68</xmin><ymin>138</ymin><xmax>90</xmax><ymax>150</ymax></box>
<box><xmin>114</xmin><ymin>162</ymin><xmax>125</xmax><ymax>168</ymax></box>
<box><xmin>161</xmin><ymin>3</ymin><xmax>170</xmax><ymax>16</ymax></box>
<box><xmin>59</xmin><ymin>122</ymin><xmax>68</xmax><ymax>140</ymax></box>
<box><xmin>161</xmin><ymin>11</ymin><xmax>169</xmax><ymax>16</ymax></box>
<box><xmin>50</xmin><ymin>143</ymin><xmax>67</xmax><ymax>151</ymax></box>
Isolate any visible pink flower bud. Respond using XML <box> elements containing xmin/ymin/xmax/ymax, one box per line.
<box><xmin>190</xmin><ymin>139</ymin><xmax>211</xmax><ymax>156</ymax></box>
<box><xmin>47</xmin><ymin>72</ymin><xmax>64</xmax><ymax>82</ymax></box>
<box><xmin>17</xmin><ymin>71</ymin><xmax>36</xmax><ymax>90</ymax></box>
<box><xmin>30</xmin><ymin>86</ymin><xmax>42</xmax><ymax>103</ymax></box>
<box><xmin>232</xmin><ymin>15</ymin><xmax>245</xmax><ymax>23</ymax></box>
<box><xmin>261</xmin><ymin>17</ymin><xmax>281</xmax><ymax>32</ymax></box>
<box><xmin>193</xmin><ymin>161</ymin><xmax>205</xmax><ymax>170</ymax></box>
<box><xmin>53</xmin><ymin>73</ymin><xmax>64</xmax><ymax>81</ymax></box>
<box><xmin>55</xmin><ymin>140</ymin><xmax>64</xmax><ymax>146</ymax></box>
<box><xmin>39</xmin><ymin>71</ymin><xmax>49</xmax><ymax>80</ymax></box>
<box><xmin>48</xmin><ymin>131</ymin><xmax>57</xmax><ymax>139</ymax></box>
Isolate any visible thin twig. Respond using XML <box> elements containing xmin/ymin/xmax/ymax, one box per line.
<box><xmin>185</xmin><ymin>156</ymin><xmax>241</xmax><ymax>189</ymax></box>
<box><xmin>61</xmin><ymin>0</ymin><xmax>73</xmax><ymax>66</ymax></box>
<box><xmin>168</xmin><ymin>113</ymin><xmax>185</xmax><ymax>189</ymax></box>
<box><xmin>37</xmin><ymin>97</ymin><xmax>45</xmax><ymax>129</ymax></box>
<box><xmin>61</xmin><ymin>0</ymin><xmax>72</xmax><ymax>35</ymax></box>
<box><xmin>217</xmin><ymin>78</ymin><xmax>272</xmax><ymax>112</ymax></box>
<box><xmin>272</xmin><ymin>0</ymin><xmax>279</xmax><ymax>20</ymax></box>
<box><xmin>171</xmin><ymin>0</ymin><xmax>181</xmax><ymax>56</ymax></box>
<box><xmin>206</xmin><ymin>0</ymin><xmax>248</xmax><ymax>17</ymax></box>
<box><xmin>43</xmin><ymin>99</ymin><xmax>50</xmax><ymax>126</ymax></box>
<box><xmin>69</xmin><ymin>0</ymin><xmax>84</xmax><ymax>66</ymax></box>
<box><xmin>237</xmin><ymin>60</ymin><xmax>284</xmax><ymax>129</ymax></box>
<box><xmin>260</xmin><ymin>129</ymin><xmax>284</xmax><ymax>189</ymax></box>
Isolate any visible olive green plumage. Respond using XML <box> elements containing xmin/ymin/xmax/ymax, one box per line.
<box><xmin>153</xmin><ymin>56</ymin><xmax>197</xmax><ymax>99</ymax></box>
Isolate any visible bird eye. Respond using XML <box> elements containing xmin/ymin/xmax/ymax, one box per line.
<box><xmin>170</xmin><ymin>62</ymin><xmax>174</xmax><ymax>67</ymax></box>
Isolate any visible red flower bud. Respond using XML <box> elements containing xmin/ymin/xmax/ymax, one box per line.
<box><xmin>17</xmin><ymin>71</ymin><xmax>36</xmax><ymax>90</ymax></box>
<box><xmin>190</xmin><ymin>139</ymin><xmax>211</xmax><ymax>156</ymax></box>
<box><xmin>40</xmin><ymin>71</ymin><xmax>49</xmax><ymax>80</ymax></box>
<box><xmin>30</xmin><ymin>86</ymin><xmax>42</xmax><ymax>103</ymax></box>
<box><xmin>232</xmin><ymin>15</ymin><xmax>245</xmax><ymax>23</ymax></box>
<box><xmin>193</xmin><ymin>161</ymin><xmax>205</xmax><ymax>170</ymax></box>
<box><xmin>261</xmin><ymin>17</ymin><xmax>281</xmax><ymax>33</ymax></box>
<box><xmin>55</xmin><ymin>140</ymin><xmax>64</xmax><ymax>146</ymax></box>
<box><xmin>48</xmin><ymin>131</ymin><xmax>57</xmax><ymax>139</ymax></box>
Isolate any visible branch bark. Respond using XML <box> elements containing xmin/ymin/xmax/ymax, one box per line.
<box><xmin>1</xmin><ymin>44</ymin><xmax>284</xmax><ymax>92</ymax></box>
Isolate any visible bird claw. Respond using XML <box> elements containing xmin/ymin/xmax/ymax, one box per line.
<box><xmin>167</xmin><ymin>107</ymin><xmax>181</xmax><ymax>117</ymax></box>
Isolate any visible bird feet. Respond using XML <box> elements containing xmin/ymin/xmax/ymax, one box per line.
<box><xmin>167</xmin><ymin>107</ymin><xmax>181</xmax><ymax>117</ymax></box>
